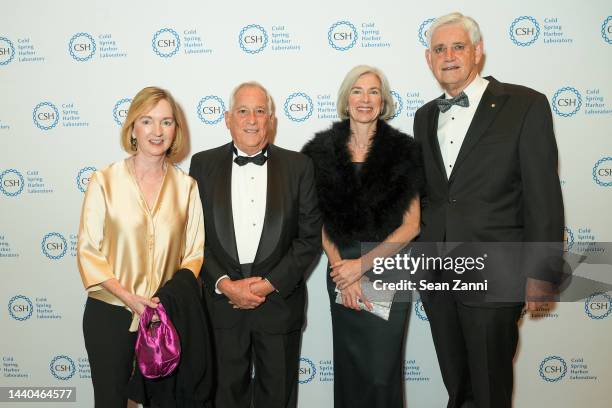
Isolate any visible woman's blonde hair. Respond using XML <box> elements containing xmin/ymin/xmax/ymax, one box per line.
<box><xmin>336</xmin><ymin>65</ymin><xmax>395</xmax><ymax>120</ymax></box>
<box><xmin>120</xmin><ymin>86</ymin><xmax>185</xmax><ymax>160</ymax></box>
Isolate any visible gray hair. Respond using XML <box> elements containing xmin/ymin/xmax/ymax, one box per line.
<box><xmin>427</xmin><ymin>12</ymin><xmax>482</xmax><ymax>48</ymax></box>
<box><xmin>227</xmin><ymin>81</ymin><xmax>275</xmax><ymax>116</ymax></box>
<box><xmin>336</xmin><ymin>65</ymin><xmax>395</xmax><ymax>120</ymax></box>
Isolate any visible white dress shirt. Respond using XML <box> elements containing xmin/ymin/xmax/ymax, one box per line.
<box><xmin>215</xmin><ymin>145</ymin><xmax>268</xmax><ymax>292</ymax></box>
<box><xmin>231</xmin><ymin>146</ymin><xmax>267</xmax><ymax>263</ymax></box>
<box><xmin>437</xmin><ymin>75</ymin><xmax>489</xmax><ymax>178</ymax></box>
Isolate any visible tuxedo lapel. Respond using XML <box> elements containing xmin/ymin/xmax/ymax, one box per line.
<box><xmin>449</xmin><ymin>78</ymin><xmax>508</xmax><ymax>183</ymax></box>
<box><xmin>213</xmin><ymin>145</ymin><xmax>239</xmax><ymax>263</ymax></box>
<box><xmin>427</xmin><ymin>100</ymin><xmax>448</xmax><ymax>183</ymax></box>
<box><xmin>253</xmin><ymin>145</ymin><xmax>284</xmax><ymax>265</ymax></box>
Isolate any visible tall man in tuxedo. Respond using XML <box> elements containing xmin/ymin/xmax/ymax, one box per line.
<box><xmin>413</xmin><ymin>12</ymin><xmax>564</xmax><ymax>408</ymax></box>
<box><xmin>189</xmin><ymin>82</ymin><xmax>321</xmax><ymax>408</ymax></box>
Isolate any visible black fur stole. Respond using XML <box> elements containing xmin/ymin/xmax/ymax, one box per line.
<box><xmin>302</xmin><ymin>119</ymin><xmax>423</xmax><ymax>247</ymax></box>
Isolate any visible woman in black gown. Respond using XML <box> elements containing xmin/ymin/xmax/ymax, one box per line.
<box><xmin>302</xmin><ymin>65</ymin><xmax>422</xmax><ymax>407</ymax></box>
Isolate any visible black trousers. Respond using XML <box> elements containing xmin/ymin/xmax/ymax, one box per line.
<box><xmin>422</xmin><ymin>294</ymin><xmax>523</xmax><ymax>408</ymax></box>
<box><xmin>83</xmin><ymin>297</ymin><xmax>137</xmax><ymax>408</ymax></box>
<box><xmin>211</xmin><ymin>319</ymin><xmax>300</xmax><ymax>408</ymax></box>
<box><xmin>329</xmin><ymin>286</ymin><xmax>410</xmax><ymax>408</ymax></box>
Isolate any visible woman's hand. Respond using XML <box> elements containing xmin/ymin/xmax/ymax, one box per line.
<box><xmin>100</xmin><ymin>278</ymin><xmax>159</xmax><ymax>316</ymax></box>
<box><xmin>123</xmin><ymin>294</ymin><xmax>159</xmax><ymax>316</ymax></box>
<box><xmin>330</xmin><ymin>259</ymin><xmax>363</xmax><ymax>289</ymax></box>
<box><xmin>340</xmin><ymin>280</ymin><xmax>373</xmax><ymax>311</ymax></box>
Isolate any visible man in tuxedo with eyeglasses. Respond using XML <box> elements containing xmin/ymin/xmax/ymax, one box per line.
<box><xmin>413</xmin><ymin>12</ymin><xmax>564</xmax><ymax>408</ymax></box>
<box><xmin>189</xmin><ymin>81</ymin><xmax>321</xmax><ymax>408</ymax></box>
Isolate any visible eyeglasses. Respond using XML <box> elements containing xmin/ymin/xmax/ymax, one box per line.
<box><xmin>431</xmin><ymin>43</ymin><xmax>469</xmax><ymax>55</ymax></box>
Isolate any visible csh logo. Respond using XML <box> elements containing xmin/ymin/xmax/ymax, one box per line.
<box><xmin>32</xmin><ymin>101</ymin><xmax>60</xmax><ymax>130</ymax></box>
<box><xmin>602</xmin><ymin>16</ymin><xmax>612</xmax><ymax>44</ymax></box>
<box><xmin>68</xmin><ymin>32</ymin><xmax>96</xmax><ymax>62</ymax></box>
<box><xmin>584</xmin><ymin>292</ymin><xmax>612</xmax><ymax>320</ymax></box>
<box><xmin>552</xmin><ymin>87</ymin><xmax>582</xmax><ymax>117</ymax></box>
<box><xmin>328</xmin><ymin>21</ymin><xmax>358</xmax><ymax>51</ymax></box>
<box><xmin>563</xmin><ymin>227</ymin><xmax>574</xmax><ymax>252</ymax></box>
<box><xmin>113</xmin><ymin>98</ymin><xmax>131</xmax><ymax>126</ymax></box>
<box><xmin>239</xmin><ymin>24</ymin><xmax>268</xmax><ymax>54</ymax></box>
<box><xmin>50</xmin><ymin>355</ymin><xmax>76</xmax><ymax>381</ymax></box>
<box><xmin>152</xmin><ymin>28</ymin><xmax>180</xmax><ymax>58</ymax></box>
<box><xmin>417</xmin><ymin>18</ymin><xmax>435</xmax><ymax>47</ymax></box>
<box><xmin>0</xmin><ymin>36</ymin><xmax>15</xmax><ymax>65</ymax></box>
<box><xmin>0</xmin><ymin>169</ymin><xmax>25</xmax><ymax>197</ymax></box>
<box><xmin>76</xmin><ymin>167</ymin><xmax>96</xmax><ymax>193</ymax></box>
<box><xmin>284</xmin><ymin>93</ymin><xmax>313</xmax><ymax>122</ymax></box>
<box><xmin>592</xmin><ymin>157</ymin><xmax>612</xmax><ymax>187</ymax></box>
<box><xmin>539</xmin><ymin>356</ymin><xmax>567</xmax><ymax>382</ymax></box>
<box><xmin>509</xmin><ymin>16</ymin><xmax>541</xmax><ymax>47</ymax></box>
<box><xmin>390</xmin><ymin>90</ymin><xmax>403</xmax><ymax>120</ymax></box>
<box><xmin>414</xmin><ymin>299</ymin><xmax>428</xmax><ymax>321</ymax></box>
<box><xmin>8</xmin><ymin>295</ymin><xmax>33</xmax><ymax>321</ymax></box>
<box><xmin>41</xmin><ymin>232</ymin><xmax>67</xmax><ymax>260</ymax></box>
<box><xmin>298</xmin><ymin>357</ymin><xmax>316</xmax><ymax>384</ymax></box>
<box><xmin>197</xmin><ymin>95</ymin><xmax>226</xmax><ymax>125</ymax></box>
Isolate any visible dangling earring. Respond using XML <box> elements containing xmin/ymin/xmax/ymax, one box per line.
<box><xmin>130</xmin><ymin>134</ymin><xmax>137</xmax><ymax>151</ymax></box>
<box><xmin>167</xmin><ymin>140</ymin><xmax>175</xmax><ymax>156</ymax></box>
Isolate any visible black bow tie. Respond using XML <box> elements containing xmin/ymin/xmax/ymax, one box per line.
<box><xmin>436</xmin><ymin>91</ymin><xmax>469</xmax><ymax>113</ymax></box>
<box><xmin>233</xmin><ymin>145</ymin><xmax>268</xmax><ymax>166</ymax></box>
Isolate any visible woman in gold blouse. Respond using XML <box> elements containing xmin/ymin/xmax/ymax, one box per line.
<box><xmin>77</xmin><ymin>87</ymin><xmax>204</xmax><ymax>407</ymax></box>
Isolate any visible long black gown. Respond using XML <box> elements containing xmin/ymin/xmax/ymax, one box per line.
<box><xmin>327</xmin><ymin>163</ymin><xmax>410</xmax><ymax>408</ymax></box>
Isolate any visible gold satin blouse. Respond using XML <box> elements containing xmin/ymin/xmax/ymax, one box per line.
<box><xmin>77</xmin><ymin>159</ymin><xmax>204</xmax><ymax>329</ymax></box>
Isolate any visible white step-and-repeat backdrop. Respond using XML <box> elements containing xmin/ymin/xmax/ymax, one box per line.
<box><xmin>1</xmin><ymin>1</ymin><xmax>611</xmax><ymax>406</ymax></box>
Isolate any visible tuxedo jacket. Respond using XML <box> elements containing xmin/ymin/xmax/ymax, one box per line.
<box><xmin>189</xmin><ymin>143</ymin><xmax>321</xmax><ymax>333</ymax></box>
<box><xmin>413</xmin><ymin>77</ymin><xmax>564</xmax><ymax>288</ymax></box>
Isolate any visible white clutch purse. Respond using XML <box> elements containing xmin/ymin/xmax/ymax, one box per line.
<box><xmin>335</xmin><ymin>276</ymin><xmax>396</xmax><ymax>320</ymax></box>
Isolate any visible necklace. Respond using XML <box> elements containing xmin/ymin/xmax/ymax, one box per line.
<box><xmin>349</xmin><ymin>127</ymin><xmax>375</xmax><ymax>151</ymax></box>
<box><xmin>349</xmin><ymin>135</ymin><xmax>372</xmax><ymax>152</ymax></box>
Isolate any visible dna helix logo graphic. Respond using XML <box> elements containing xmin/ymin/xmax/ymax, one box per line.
<box><xmin>284</xmin><ymin>93</ymin><xmax>313</xmax><ymax>122</ymax></box>
<box><xmin>0</xmin><ymin>169</ymin><xmax>24</xmax><ymax>197</ymax></box>
<box><xmin>509</xmin><ymin>16</ymin><xmax>541</xmax><ymax>46</ymax></box>
<box><xmin>239</xmin><ymin>24</ymin><xmax>268</xmax><ymax>54</ymax></box>
<box><xmin>68</xmin><ymin>32</ymin><xmax>96</xmax><ymax>61</ymax></box>
<box><xmin>197</xmin><ymin>96</ymin><xmax>226</xmax><ymax>125</ymax></box>
<box><xmin>152</xmin><ymin>28</ymin><xmax>181</xmax><ymax>57</ymax></box>
<box><xmin>0</xmin><ymin>36</ymin><xmax>15</xmax><ymax>65</ymax></box>
<box><xmin>328</xmin><ymin>21</ymin><xmax>358</xmax><ymax>51</ymax></box>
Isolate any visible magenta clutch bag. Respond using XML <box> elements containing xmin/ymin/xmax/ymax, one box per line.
<box><xmin>135</xmin><ymin>303</ymin><xmax>181</xmax><ymax>379</ymax></box>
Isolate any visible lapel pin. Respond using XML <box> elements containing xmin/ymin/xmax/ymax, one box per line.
<box><xmin>491</xmin><ymin>103</ymin><xmax>496</xmax><ymax>108</ymax></box>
